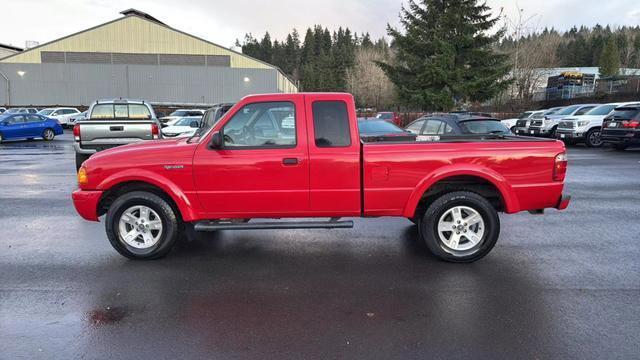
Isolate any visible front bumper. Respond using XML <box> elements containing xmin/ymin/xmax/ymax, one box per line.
<box><xmin>526</xmin><ymin>127</ymin><xmax>554</xmax><ymax>137</ymax></box>
<box><xmin>555</xmin><ymin>130</ymin><xmax>585</xmax><ymax>140</ymax></box>
<box><xmin>72</xmin><ymin>189</ymin><xmax>103</xmax><ymax>221</ymax></box>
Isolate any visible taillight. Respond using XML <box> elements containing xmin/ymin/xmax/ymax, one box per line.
<box><xmin>73</xmin><ymin>124</ymin><xmax>80</xmax><ymax>141</ymax></box>
<box><xmin>553</xmin><ymin>152</ymin><xmax>567</xmax><ymax>181</ymax></box>
<box><xmin>622</xmin><ymin>120</ymin><xmax>640</xmax><ymax>128</ymax></box>
<box><xmin>151</xmin><ymin>123</ymin><xmax>159</xmax><ymax>139</ymax></box>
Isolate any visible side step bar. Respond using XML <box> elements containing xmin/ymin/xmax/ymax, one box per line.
<box><xmin>193</xmin><ymin>218</ymin><xmax>354</xmax><ymax>231</ymax></box>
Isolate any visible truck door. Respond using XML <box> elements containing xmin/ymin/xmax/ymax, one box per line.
<box><xmin>193</xmin><ymin>97</ymin><xmax>310</xmax><ymax>217</ymax></box>
<box><xmin>304</xmin><ymin>94</ymin><xmax>361</xmax><ymax>216</ymax></box>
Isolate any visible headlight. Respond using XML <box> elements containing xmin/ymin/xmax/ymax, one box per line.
<box><xmin>77</xmin><ymin>166</ymin><xmax>88</xmax><ymax>185</ymax></box>
<box><xmin>577</xmin><ymin>120</ymin><xmax>590</xmax><ymax>127</ymax></box>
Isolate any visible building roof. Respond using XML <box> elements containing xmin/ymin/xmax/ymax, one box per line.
<box><xmin>0</xmin><ymin>43</ymin><xmax>23</xmax><ymax>52</ymax></box>
<box><xmin>119</xmin><ymin>8</ymin><xmax>165</xmax><ymax>25</ymax></box>
<box><xmin>0</xmin><ymin>9</ymin><xmax>296</xmax><ymax>89</ymax></box>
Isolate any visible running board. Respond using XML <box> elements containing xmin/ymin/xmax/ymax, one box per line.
<box><xmin>193</xmin><ymin>218</ymin><xmax>354</xmax><ymax>231</ymax></box>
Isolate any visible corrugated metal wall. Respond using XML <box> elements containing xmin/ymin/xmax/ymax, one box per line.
<box><xmin>0</xmin><ymin>63</ymin><xmax>285</xmax><ymax>106</ymax></box>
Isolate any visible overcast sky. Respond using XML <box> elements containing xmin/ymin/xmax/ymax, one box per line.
<box><xmin>3</xmin><ymin>0</ymin><xmax>640</xmax><ymax>50</ymax></box>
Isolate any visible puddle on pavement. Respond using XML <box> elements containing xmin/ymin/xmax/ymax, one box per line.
<box><xmin>87</xmin><ymin>306</ymin><xmax>129</xmax><ymax>326</ymax></box>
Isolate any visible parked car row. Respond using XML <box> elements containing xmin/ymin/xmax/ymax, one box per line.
<box><xmin>503</xmin><ymin>102</ymin><xmax>640</xmax><ymax>150</ymax></box>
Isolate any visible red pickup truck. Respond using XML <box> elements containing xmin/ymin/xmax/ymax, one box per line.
<box><xmin>72</xmin><ymin>93</ymin><xmax>570</xmax><ymax>262</ymax></box>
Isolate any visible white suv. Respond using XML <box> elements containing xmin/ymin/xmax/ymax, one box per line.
<box><xmin>38</xmin><ymin>107</ymin><xmax>81</xmax><ymax>128</ymax></box>
<box><xmin>555</xmin><ymin>102</ymin><xmax>640</xmax><ymax>147</ymax></box>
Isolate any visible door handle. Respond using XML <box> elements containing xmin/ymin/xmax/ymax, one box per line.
<box><xmin>110</xmin><ymin>126</ymin><xmax>124</xmax><ymax>131</ymax></box>
<box><xmin>282</xmin><ymin>158</ymin><xmax>299</xmax><ymax>165</ymax></box>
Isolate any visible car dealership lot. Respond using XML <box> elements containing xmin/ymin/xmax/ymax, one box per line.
<box><xmin>1</xmin><ymin>133</ymin><xmax>639</xmax><ymax>359</ymax></box>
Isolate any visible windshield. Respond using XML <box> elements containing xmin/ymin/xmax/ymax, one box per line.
<box><xmin>358</xmin><ymin>120</ymin><xmax>404</xmax><ymax>134</ymax></box>
<box><xmin>518</xmin><ymin>111</ymin><xmax>533</xmax><ymax>119</ymax></box>
<box><xmin>173</xmin><ymin>117</ymin><xmax>201</xmax><ymax>126</ymax></box>
<box><xmin>459</xmin><ymin>120</ymin><xmax>510</xmax><ymax>134</ymax></box>
<box><xmin>585</xmin><ymin>104</ymin><xmax>617</xmax><ymax>116</ymax></box>
<box><xmin>554</xmin><ymin>105</ymin><xmax>581</xmax><ymax>116</ymax></box>
<box><xmin>38</xmin><ymin>109</ymin><xmax>55</xmax><ymax>115</ymax></box>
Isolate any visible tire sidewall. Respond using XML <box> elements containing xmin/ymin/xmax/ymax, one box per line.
<box><xmin>43</xmin><ymin>128</ymin><xmax>54</xmax><ymax>141</ymax></box>
<box><xmin>105</xmin><ymin>191</ymin><xmax>178</xmax><ymax>259</ymax></box>
<box><xmin>421</xmin><ymin>192</ymin><xmax>500</xmax><ymax>263</ymax></box>
<box><xmin>585</xmin><ymin>128</ymin><xmax>602</xmax><ymax>148</ymax></box>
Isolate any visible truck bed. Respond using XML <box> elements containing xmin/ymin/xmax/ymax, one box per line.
<box><xmin>362</xmin><ymin>137</ymin><xmax>566</xmax><ymax>216</ymax></box>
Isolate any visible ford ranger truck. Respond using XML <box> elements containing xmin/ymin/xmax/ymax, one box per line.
<box><xmin>72</xmin><ymin>93</ymin><xmax>571</xmax><ymax>263</ymax></box>
<box><xmin>73</xmin><ymin>99</ymin><xmax>161</xmax><ymax>170</ymax></box>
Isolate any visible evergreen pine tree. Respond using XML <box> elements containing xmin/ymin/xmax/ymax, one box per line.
<box><xmin>599</xmin><ymin>37</ymin><xmax>621</xmax><ymax>78</ymax></box>
<box><xmin>378</xmin><ymin>0</ymin><xmax>512</xmax><ymax>110</ymax></box>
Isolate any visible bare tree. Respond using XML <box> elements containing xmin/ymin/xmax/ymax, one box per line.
<box><xmin>346</xmin><ymin>47</ymin><xmax>396</xmax><ymax>110</ymax></box>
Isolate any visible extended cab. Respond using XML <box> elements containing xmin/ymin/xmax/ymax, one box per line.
<box><xmin>73</xmin><ymin>99</ymin><xmax>161</xmax><ymax>170</ymax></box>
<box><xmin>72</xmin><ymin>93</ymin><xmax>570</xmax><ymax>263</ymax></box>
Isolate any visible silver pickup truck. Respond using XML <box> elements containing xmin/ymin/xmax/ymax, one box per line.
<box><xmin>73</xmin><ymin>99</ymin><xmax>161</xmax><ymax>170</ymax></box>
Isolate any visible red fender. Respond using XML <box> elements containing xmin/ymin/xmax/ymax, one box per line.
<box><xmin>401</xmin><ymin>165</ymin><xmax>520</xmax><ymax>218</ymax></box>
<box><xmin>98</xmin><ymin>169</ymin><xmax>199</xmax><ymax>221</ymax></box>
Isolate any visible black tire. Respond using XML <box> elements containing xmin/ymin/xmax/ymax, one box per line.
<box><xmin>585</xmin><ymin>128</ymin><xmax>603</xmax><ymax>148</ymax></box>
<box><xmin>420</xmin><ymin>191</ymin><xmax>500</xmax><ymax>263</ymax></box>
<box><xmin>0</xmin><ymin>132</ymin><xmax>3</xmax><ymax>143</ymax></box>
<box><xmin>548</xmin><ymin>126</ymin><xmax>557</xmax><ymax>138</ymax></box>
<box><xmin>613</xmin><ymin>144</ymin><xmax>628</xmax><ymax>151</ymax></box>
<box><xmin>75</xmin><ymin>153</ymin><xmax>91</xmax><ymax>171</ymax></box>
<box><xmin>42</xmin><ymin>128</ymin><xmax>55</xmax><ymax>141</ymax></box>
<box><xmin>105</xmin><ymin>191</ymin><xmax>180</xmax><ymax>260</ymax></box>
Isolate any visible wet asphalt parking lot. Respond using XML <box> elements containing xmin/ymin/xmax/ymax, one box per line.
<box><xmin>0</xmin><ymin>132</ymin><xmax>639</xmax><ymax>359</ymax></box>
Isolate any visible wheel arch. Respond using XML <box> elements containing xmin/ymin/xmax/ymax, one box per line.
<box><xmin>97</xmin><ymin>173</ymin><xmax>198</xmax><ymax>221</ymax></box>
<box><xmin>402</xmin><ymin>167</ymin><xmax>519</xmax><ymax>219</ymax></box>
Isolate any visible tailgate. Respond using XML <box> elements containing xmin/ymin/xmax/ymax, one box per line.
<box><xmin>79</xmin><ymin>121</ymin><xmax>156</xmax><ymax>144</ymax></box>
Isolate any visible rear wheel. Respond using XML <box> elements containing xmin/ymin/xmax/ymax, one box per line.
<box><xmin>0</xmin><ymin>132</ymin><xmax>3</xmax><ymax>143</ymax></box>
<box><xmin>420</xmin><ymin>191</ymin><xmax>500</xmax><ymax>263</ymax></box>
<box><xmin>105</xmin><ymin>191</ymin><xmax>180</xmax><ymax>259</ymax></box>
<box><xmin>75</xmin><ymin>153</ymin><xmax>91</xmax><ymax>171</ymax></box>
<box><xmin>585</xmin><ymin>128</ymin><xmax>603</xmax><ymax>148</ymax></box>
<box><xmin>42</xmin><ymin>128</ymin><xmax>55</xmax><ymax>141</ymax></box>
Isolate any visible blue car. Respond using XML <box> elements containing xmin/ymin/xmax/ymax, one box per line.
<box><xmin>0</xmin><ymin>113</ymin><xmax>64</xmax><ymax>143</ymax></box>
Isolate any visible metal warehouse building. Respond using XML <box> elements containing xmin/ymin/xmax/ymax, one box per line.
<box><xmin>0</xmin><ymin>9</ymin><xmax>297</xmax><ymax>107</ymax></box>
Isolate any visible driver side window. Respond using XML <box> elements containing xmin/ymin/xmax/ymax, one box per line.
<box><xmin>222</xmin><ymin>102</ymin><xmax>296</xmax><ymax>148</ymax></box>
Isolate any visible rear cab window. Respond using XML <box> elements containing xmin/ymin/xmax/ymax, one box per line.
<box><xmin>312</xmin><ymin>101</ymin><xmax>351</xmax><ymax>147</ymax></box>
<box><xmin>90</xmin><ymin>104</ymin><xmax>152</xmax><ymax>120</ymax></box>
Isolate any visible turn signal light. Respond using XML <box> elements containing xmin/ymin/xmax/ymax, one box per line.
<box><xmin>77</xmin><ymin>166</ymin><xmax>88</xmax><ymax>185</ymax></box>
<box><xmin>553</xmin><ymin>152</ymin><xmax>567</xmax><ymax>181</ymax></box>
<box><xmin>73</xmin><ymin>124</ymin><xmax>80</xmax><ymax>141</ymax></box>
<box><xmin>151</xmin><ymin>123</ymin><xmax>159</xmax><ymax>139</ymax></box>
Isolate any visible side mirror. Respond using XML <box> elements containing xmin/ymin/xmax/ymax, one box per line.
<box><xmin>209</xmin><ymin>130</ymin><xmax>223</xmax><ymax>149</ymax></box>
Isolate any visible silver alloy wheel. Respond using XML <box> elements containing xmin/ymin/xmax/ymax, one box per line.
<box><xmin>43</xmin><ymin>129</ymin><xmax>54</xmax><ymax>141</ymax></box>
<box><xmin>118</xmin><ymin>205</ymin><xmax>163</xmax><ymax>249</ymax></box>
<box><xmin>589</xmin><ymin>130</ymin><xmax>602</xmax><ymax>146</ymax></box>
<box><xmin>437</xmin><ymin>206</ymin><xmax>485</xmax><ymax>253</ymax></box>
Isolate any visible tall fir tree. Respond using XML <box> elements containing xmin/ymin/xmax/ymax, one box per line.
<box><xmin>599</xmin><ymin>37</ymin><xmax>621</xmax><ymax>78</ymax></box>
<box><xmin>378</xmin><ymin>0</ymin><xmax>512</xmax><ymax>110</ymax></box>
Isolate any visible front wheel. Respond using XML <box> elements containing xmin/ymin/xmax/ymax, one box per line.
<box><xmin>585</xmin><ymin>128</ymin><xmax>603</xmax><ymax>148</ymax></box>
<box><xmin>42</xmin><ymin>128</ymin><xmax>55</xmax><ymax>141</ymax></box>
<box><xmin>105</xmin><ymin>191</ymin><xmax>180</xmax><ymax>259</ymax></box>
<box><xmin>420</xmin><ymin>191</ymin><xmax>500</xmax><ymax>263</ymax></box>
